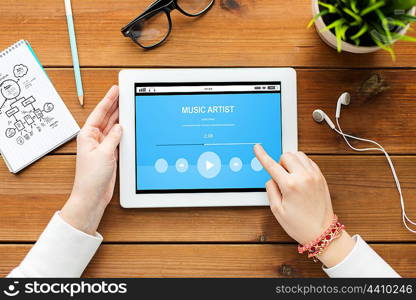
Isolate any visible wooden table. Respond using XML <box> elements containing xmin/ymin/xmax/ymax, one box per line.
<box><xmin>1</xmin><ymin>0</ymin><xmax>416</xmax><ymax>277</ymax></box>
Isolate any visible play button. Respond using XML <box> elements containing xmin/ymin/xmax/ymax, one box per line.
<box><xmin>198</xmin><ymin>152</ymin><xmax>221</xmax><ymax>179</ymax></box>
<box><xmin>206</xmin><ymin>160</ymin><xmax>214</xmax><ymax>171</ymax></box>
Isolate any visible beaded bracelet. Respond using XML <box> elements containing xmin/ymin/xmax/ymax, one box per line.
<box><xmin>297</xmin><ymin>214</ymin><xmax>345</xmax><ymax>262</ymax></box>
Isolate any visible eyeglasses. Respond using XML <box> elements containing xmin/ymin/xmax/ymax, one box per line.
<box><xmin>121</xmin><ymin>0</ymin><xmax>215</xmax><ymax>49</ymax></box>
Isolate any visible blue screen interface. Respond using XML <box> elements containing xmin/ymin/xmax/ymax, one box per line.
<box><xmin>135</xmin><ymin>82</ymin><xmax>282</xmax><ymax>193</ymax></box>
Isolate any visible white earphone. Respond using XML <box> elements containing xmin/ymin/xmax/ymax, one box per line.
<box><xmin>313</xmin><ymin>93</ymin><xmax>416</xmax><ymax>234</ymax></box>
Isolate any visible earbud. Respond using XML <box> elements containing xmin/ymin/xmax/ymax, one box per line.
<box><xmin>313</xmin><ymin>92</ymin><xmax>351</xmax><ymax>128</ymax></box>
<box><xmin>335</xmin><ymin>92</ymin><xmax>351</xmax><ymax>119</ymax></box>
<box><xmin>312</xmin><ymin>109</ymin><xmax>335</xmax><ymax>129</ymax></box>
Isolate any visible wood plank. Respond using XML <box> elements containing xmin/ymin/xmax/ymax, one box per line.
<box><xmin>1</xmin><ymin>0</ymin><xmax>416</xmax><ymax>68</ymax></box>
<box><xmin>0</xmin><ymin>155</ymin><xmax>415</xmax><ymax>242</ymax></box>
<box><xmin>46</xmin><ymin>68</ymin><xmax>416</xmax><ymax>154</ymax></box>
<box><xmin>1</xmin><ymin>244</ymin><xmax>415</xmax><ymax>277</ymax></box>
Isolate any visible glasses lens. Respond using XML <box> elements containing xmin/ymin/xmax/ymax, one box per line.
<box><xmin>130</xmin><ymin>11</ymin><xmax>170</xmax><ymax>48</ymax></box>
<box><xmin>176</xmin><ymin>0</ymin><xmax>214</xmax><ymax>15</ymax></box>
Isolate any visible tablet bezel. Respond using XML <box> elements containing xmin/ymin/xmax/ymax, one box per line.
<box><xmin>119</xmin><ymin>68</ymin><xmax>297</xmax><ymax>208</ymax></box>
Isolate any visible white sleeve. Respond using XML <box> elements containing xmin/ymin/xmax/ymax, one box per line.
<box><xmin>323</xmin><ymin>235</ymin><xmax>400</xmax><ymax>278</ymax></box>
<box><xmin>7</xmin><ymin>212</ymin><xmax>102</xmax><ymax>278</ymax></box>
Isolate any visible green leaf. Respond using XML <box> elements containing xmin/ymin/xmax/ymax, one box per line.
<box><xmin>350</xmin><ymin>0</ymin><xmax>359</xmax><ymax>14</ymax></box>
<box><xmin>352</xmin><ymin>38</ymin><xmax>361</xmax><ymax>46</ymax></box>
<box><xmin>335</xmin><ymin>24</ymin><xmax>343</xmax><ymax>52</ymax></box>
<box><xmin>350</xmin><ymin>23</ymin><xmax>369</xmax><ymax>39</ymax></box>
<box><xmin>375</xmin><ymin>9</ymin><xmax>393</xmax><ymax>43</ymax></box>
<box><xmin>308</xmin><ymin>9</ymin><xmax>330</xmax><ymax>28</ymax></box>
<box><xmin>371</xmin><ymin>31</ymin><xmax>396</xmax><ymax>61</ymax></box>
<box><xmin>320</xmin><ymin>19</ymin><xmax>346</xmax><ymax>32</ymax></box>
<box><xmin>343</xmin><ymin>7</ymin><xmax>363</xmax><ymax>22</ymax></box>
<box><xmin>340</xmin><ymin>24</ymin><xmax>349</xmax><ymax>40</ymax></box>
<box><xmin>361</xmin><ymin>1</ymin><xmax>386</xmax><ymax>16</ymax></box>
<box><xmin>318</xmin><ymin>1</ymin><xmax>338</xmax><ymax>13</ymax></box>
<box><xmin>392</xmin><ymin>33</ymin><xmax>416</xmax><ymax>41</ymax></box>
<box><xmin>397</xmin><ymin>14</ymin><xmax>416</xmax><ymax>22</ymax></box>
<box><xmin>387</xmin><ymin>19</ymin><xmax>408</xmax><ymax>28</ymax></box>
<box><xmin>370</xmin><ymin>22</ymin><xmax>390</xmax><ymax>44</ymax></box>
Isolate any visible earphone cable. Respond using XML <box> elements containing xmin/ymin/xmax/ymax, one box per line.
<box><xmin>334</xmin><ymin>118</ymin><xmax>416</xmax><ymax>234</ymax></box>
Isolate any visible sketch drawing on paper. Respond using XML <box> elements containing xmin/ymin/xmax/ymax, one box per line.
<box><xmin>0</xmin><ymin>64</ymin><xmax>56</xmax><ymax>145</ymax></box>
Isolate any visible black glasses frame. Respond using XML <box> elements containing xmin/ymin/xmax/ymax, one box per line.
<box><xmin>121</xmin><ymin>0</ymin><xmax>215</xmax><ymax>49</ymax></box>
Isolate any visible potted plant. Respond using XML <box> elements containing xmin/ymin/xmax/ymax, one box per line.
<box><xmin>309</xmin><ymin>0</ymin><xmax>416</xmax><ymax>59</ymax></box>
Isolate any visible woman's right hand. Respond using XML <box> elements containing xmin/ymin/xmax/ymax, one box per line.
<box><xmin>254</xmin><ymin>144</ymin><xmax>355</xmax><ymax>267</ymax></box>
<box><xmin>61</xmin><ymin>85</ymin><xmax>122</xmax><ymax>236</ymax></box>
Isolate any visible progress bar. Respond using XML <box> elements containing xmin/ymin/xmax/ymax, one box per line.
<box><xmin>204</xmin><ymin>142</ymin><xmax>261</xmax><ymax>146</ymax></box>
<box><xmin>156</xmin><ymin>142</ymin><xmax>261</xmax><ymax>147</ymax></box>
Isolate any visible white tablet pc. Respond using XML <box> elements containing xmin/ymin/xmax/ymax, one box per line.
<box><xmin>119</xmin><ymin>68</ymin><xmax>297</xmax><ymax>208</ymax></box>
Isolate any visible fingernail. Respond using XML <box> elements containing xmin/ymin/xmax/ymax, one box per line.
<box><xmin>106</xmin><ymin>85</ymin><xmax>118</xmax><ymax>96</ymax></box>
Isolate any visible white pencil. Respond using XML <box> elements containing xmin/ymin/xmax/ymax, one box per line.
<box><xmin>64</xmin><ymin>0</ymin><xmax>84</xmax><ymax>106</ymax></box>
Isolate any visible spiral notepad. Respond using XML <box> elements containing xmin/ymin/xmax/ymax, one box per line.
<box><xmin>0</xmin><ymin>40</ymin><xmax>80</xmax><ymax>173</ymax></box>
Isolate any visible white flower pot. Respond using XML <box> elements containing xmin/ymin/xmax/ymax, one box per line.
<box><xmin>311</xmin><ymin>0</ymin><xmax>416</xmax><ymax>54</ymax></box>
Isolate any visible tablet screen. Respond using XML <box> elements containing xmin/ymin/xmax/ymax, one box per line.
<box><xmin>134</xmin><ymin>82</ymin><xmax>282</xmax><ymax>193</ymax></box>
